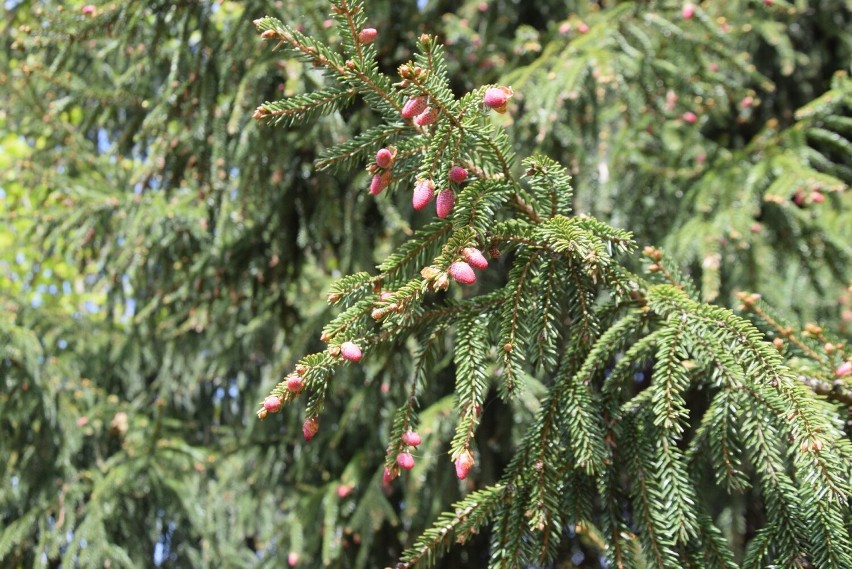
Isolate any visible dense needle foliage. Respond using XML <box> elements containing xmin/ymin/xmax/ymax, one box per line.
<box><xmin>1</xmin><ymin>0</ymin><xmax>850</xmax><ymax>567</ymax></box>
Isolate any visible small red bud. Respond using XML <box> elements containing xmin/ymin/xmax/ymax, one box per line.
<box><xmin>397</xmin><ymin>452</ymin><xmax>415</xmax><ymax>470</ymax></box>
<box><xmin>288</xmin><ymin>552</ymin><xmax>299</xmax><ymax>567</ymax></box>
<box><xmin>836</xmin><ymin>361</ymin><xmax>852</xmax><ymax>377</ymax></box>
<box><xmin>483</xmin><ymin>86</ymin><xmax>513</xmax><ymax>113</ymax></box>
<box><xmin>449</xmin><ymin>166</ymin><xmax>468</xmax><ymax>184</ymax></box>
<box><xmin>286</xmin><ymin>374</ymin><xmax>304</xmax><ymax>394</ymax></box>
<box><xmin>449</xmin><ymin>261</ymin><xmax>476</xmax><ymax>285</ymax></box>
<box><xmin>681</xmin><ymin>111</ymin><xmax>697</xmax><ymax>124</ymax></box>
<box><xmin>455</xmin><ymin>450</ymin><xmax>474</xmax><ymax>480</ymax></box>
<box><xmin>462</xmin><ymin>247</ymin><xmax>488</xmax><ymax>270</ymax></box>
<box><xmin>413</xmin><ymin>179</ymin><xmax>436</xmax><ymax>210</ymax></box>
<box><xmin>82</xmin><ymin>5</ymin><xmax>96</xmax><ymax>15</ymax></box>
<box><xmin>358</xmin><ymin>28</ymin><xmax>377</xmax><ymax>44</ymax></box>
<box><xmin>810</xmin><ymin>191</ymin><xmax>825</xmax><ymax>203</ymax></box>
<box><xmin>402</xmin><ymin>430</ymin><xmax>422</xmax><ymax>447</ymax></box>
<box><xmin>264</xmin><ymin>395</ymin><xmax>282</xmax><ymax>413</ymax></box>
<box><xmin>578</xmin><ymin>22</ymin><xmax>589</xmax><ymax>34</ymax></box>
<box><xmin>375</xmin><ymin>148</ymin><xmax>394</xmax><ymax>169</ymax></box>
<box><xmin>682</xmin><ymin>3</ymin><xmax>695</xmax><ymax>20</ymax></box>
<box><xmin>436</xmin><ymin>189</ymin><xmax>455</xmax><ymax>219</ymax></box>
<box><xmin>340</xmin><ymin>341</ymin><xmax>363</xmax><ymax>362</ymax></box>
<box><xmin>402</xmin><ymin>96</ymin><xmax>428</xmax><ymax>119</ymax></box>
<box><xmin>414</xmin><ymin>107</ymin><xmax>439</xmax><ymax>126</ymax></box>
<box><xmin>302</xmin><ymin>417</ymin><xmax>319</xmax><ymax>441</ymax></box>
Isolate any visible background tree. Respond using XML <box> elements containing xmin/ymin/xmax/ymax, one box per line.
<box><xmin>1</xmin><ymin>0</ymin><xmax>850</xmax><ymax>568</ymax></box>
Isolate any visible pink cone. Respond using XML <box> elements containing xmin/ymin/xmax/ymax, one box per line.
<box><xmin>483</xmin><ymin>86</ymin><xmax>513</xmax><ymax>113</ymax></box>
<box><xmin>449</xmin><ymin>166</ymin><xmax>468</xmax><ymax>184</ymax></box>
<box><xmin>302</xmin><ymin>417</ymin><xmax>319</xmax><ymax>441</ymax></box>
<box><xmin>358</xmin><ymin>28</ymin><xmax>377</xmax><ymax>44</ymax></box>
<box><xmin>449</xmin><ymin>261</ymin><xmax>476</xmax><ymax>284</ymax></box>
<box><xmin>340</xmin><ymin>341</ymin><xmax>363</xmax><ymax>362</ymax></box>
<box><xmin>436</xmin><ymin>189</ymin><xmax>455</xmax><ymax>219</ymax></box>
<box><xmin>402</xmin><ymin>96</ymin><xmax>428</xmax><ymax>119</ymax></box>
<box><xmin>682</xmin><ymin>3</ymin><xmax>695</xmax><ymax>19</ymax></box>
<box><xmin>369</xmin><ymin>171</ymin><xmax>391</xmax><ymax>195</ymax></box>
<box><xmin>455</xmin><ymin>451</ymin><xmax>474</xmax><ymax>480</ymax></box>
<box><xmin>681</xmin><ymin>111</ymin><xmax>697</xmax><ymax>124</ymax></box>
<box><xmin>462</xmin><ymin>247</ymin><xmax>488</xmax><ymax>270</ymax></box>
<box><xmin>264</xmin><ymin>395</ymin><xmax>282</xmax><ymax>413</ymax></box>
<box><xmin>413</xmin><ymin>179</ymin><xmax>435</xmax><ymax>210</ymax></box>
<box><xmin>402</xmin><ymin>430</ymin><xmax>422</xmax><ymax>447</ymax></box>
<box><xmin>414</xmin><ymin>107</ymin><xmax>439</xmax><ymax>126</ymax></box>
<box><xmin>286</xmin><ymin>374</ymin><xmax>304</xmax><ymax>393</ymax></box>
<box><xmin>836</xmin><ymin>361</ymin><xmax>852</xmax><ymax>377</ymax></box>
<box><xmin>397</xmin><ymin>452</ymin><xmax>415</xmax><ymax>470</ymax></box>
<box><xmin>375</xmin><ymin>148</ymin><xmax>394</xmax><ymax>169</ymax></box>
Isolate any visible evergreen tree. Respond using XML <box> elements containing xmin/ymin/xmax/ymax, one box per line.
<box><xmin>1</xmin><ymin>0</ymin><xmax>850</xmax><ymax>568</ymax></box>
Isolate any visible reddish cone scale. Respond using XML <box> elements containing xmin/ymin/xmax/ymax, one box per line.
<box><xmin>402</xmin><ymin>96</ymin><xmax>428</xmax><ymax>119</ymax></box>
<box><xmin>340</xmin><ymin>341</ymin><xmax>363</xmax><ymax>362</ymax></box>
<box><xmin>455</xmin><ymin>450</ymin><xmax>474</xmax><ymax>480</ymax></box>
<box><xmin>436</xmin><ymin>189</ymin><xmax>455</xmax><ymax>219</ymax></box>
<box><xmin>397</xmin><ymin>452</ymin><xmax>415</xmax><ymax>470</ymax></box>
<box><xmin>402</xmin><ymin>430</ymin><xmax>422</xmax><ymax>447</ymax></box>
<box><xmin>413</xmin><ymin>179</ymin><xmax>435</xmax><ymax>210</ymax></box>
<box><xmin>449</xmin><ymin>166</ymin><xmax>468</xmax><ymax>184</ymax></box>
<box><xmin>462</xmin><ymin>247</ymin><xmax>488</xmax><ymax>270</ymax></box>
<box><xmin>449</xmin><ymin>261</ymin><xmax>476</xmax><ymax>284</ymax></box>
<box><xmin>264</xmin><ymin>395</ymin><xmax>282</xmax><ymax>413</ymax></box>
<box><xmin>303</xmin><ymin>417</ymin><xmax>319</xmax><ymax>441</ymax></box>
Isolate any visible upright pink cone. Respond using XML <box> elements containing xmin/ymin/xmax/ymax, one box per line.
<box><xmin>462</xmin><ymin>247</ymin><xmax>488</xmax><ymax>270</ymax></box>
<box><xmin>340</xmin><ymin>341</ymin><xmax>363</xmax><ymax>362</ymax></box>
<box><xmin>436</xmin><ymin>189</ymin><xmax>455</xmax><ymax>219</ymax></box>
<box><xmin>264</xmin><ymin>395</ymin><xmax>282</xmax><ymax>413</ymax></box>
<box><xmin>412</xmin><ymin>179</ymin><xmax>435</xmax><ymax>210</ymax></box>
<box><xmin>449</xmin><ymin>166</ymin><xmax>468</xmax><ymax>184</ymax></box>
<box><xmin>449</xmin><ymin>261</ymin><xmax>476</xmax><ymax>284</ymax></box>
<box><xmin>402</xmin><ymin>96</ymin><xmax>428</xmax><ymax>119</ymax></box>
<box><xmin>402</xmin><ymin>430</ymin><xmax>422</xmax><ymax>447</ymax></box>
<box><xmin>483</xmin><ymin>86</ymin><xmax>513</xmax><ymax>113</ymax></box>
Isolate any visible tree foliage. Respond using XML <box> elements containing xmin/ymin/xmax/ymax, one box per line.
<box><xmin>1</xmin><ymin>0</ymin><xmax>850</xmax><ymax>568</ymax></box>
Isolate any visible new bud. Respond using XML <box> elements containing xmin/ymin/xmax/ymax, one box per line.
<box><xmin>682</xmin><ymin>3</ymin><xmax>695</xmax><ymax>19</ymax></box>
<box><xmin>436</xmin><ymin>189</ymin><xmax>455</xmax><ymax>219</ymax></box>
<box><xmin>375</xmin><ymin>147</ymin><xmax>395</xmax><ymax>169</ymax></box>
<box><xmin>358</xmin><ymin>28</ymin><xmax>377</xmax><ymax>44</ymax></box>
<box><xmin>369</xmin><ymin>171</ymin><xmax>392</xmax><ymax>195</ymax></box>
<box><xmin>455</xmin><ymin>450</ymin><xmax>474</xmax><ymax>480</ymax></box>
<box><xmin>449</xmin><ymin>261</ymin><xmax>476</xmax><ymax>285</ymax></box>
<box><xmin>264</xmin><ymin>395</ymin><xmax>283</xmax><ymax>413</ymax></box>
<box><xmin>681</xmin><ymin>111</ymin><xmax>697</xmax><ymax>124</ymax></box>
<box><xmin>401</xmin><ymin>96</ymin><xmax>428</xmax><ymax>119</ymax></box>
<box><xmin>397</xmin><ymin>452</ymin><xmax>415</xmax><ymax>470</ymax></box>
<box><xmin>483</xmin><ymin>86</ymin><xmax>513</xmax><ymax>113</ymax></box>
<box><xmin>402</xmin><ymin>430</ymin><xmax>422</xmax><ymax>447</ymax></box>
<box><xmin>837</xmin><ymin>361</ymin><xmax>852</xmax><ymax>377</ymax></box>
<box><xmin>413</xmin><ymin>179</ymin><xmax>435</xmax><ymax>210</ymax></box>
<box><xmin>340</xmin><ymin>341</ymin><xmax>363</xmax><ymax>362</ymax></box>
<box><xmin>449</xmin><ymin>166</ymin><xmax>468</xmax><ymax>184</ymax></box>
<box><xmin>414</xmin><ymin>107</ymin><xmax>439</xmax><ymax>126</ymax></box>
<box><xmin>462</xmin><ymin>247</ymin><xmax>488</xmax><ymax>270</ymax></box>
<box><xmin>286</xmin><ymin>374</ymin><xmax>304</xmax><ymax>394</ymax></box>
<box><xmin>302</xmin><ymin>417</ymin><xmax>319</xmax><ymax>441</ymax></box>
